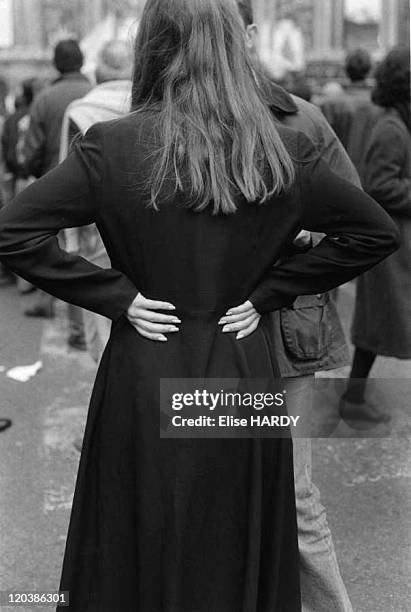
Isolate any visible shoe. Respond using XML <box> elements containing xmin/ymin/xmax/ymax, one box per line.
<box><xmin>24</xmin><ymin>305</ymin><xmax>55</xmax><ymax>318</ymax></box>
<box><xmin>68</xmin><ymin>335</ymin><xmax>87</xmax><ymax>351</ymax></box>
<box><xmin>0</xmin><ymin>418</ymin><xmax>12</xmax><ymax>432</ymax></box>
<box><xmin>339</xmin><ymin>397</ymin><xmax>391</xmax><ymax>424</ymax></box>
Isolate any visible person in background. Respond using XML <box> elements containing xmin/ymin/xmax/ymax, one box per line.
<box><xmin>60</xmin><ymin>39</ymin><xmax>133</xmax><ymax>353</ymax></box>
<box><xmin>0</xmin><ymin>76</ymin><xmax>12</xmax><ymax>287</ymax></box>
<box><xmin>285</xmin><ymin>72</ymin><xmax>313</xmax><ymax>103</ymax></box>
<box><xmin>2</xmin><ymin>79</ymin><xmax>41</xmax><ymax>196</ymax></box>
<box><xmin>237</xmin><ymin>2</ymin><xmax>359</xmax><ymax>610</ymax></box>
<box><xmin>1</xmin><ymin>78</ymin><xmax>44</xmax><ymax>293</ymax></box>
<box><xmin>0</xmin><ymin>77</ymin><xmax>8</xmax><ymax>116</ymax></box>
<box><xmin>321</xmin><ymin>48</ymin><xmax>374</xmax><ymax>152</ymax></box>
<box><xmin>22</xmin><ymin>39</ymin><xmax>91</xmax><ymax>319</ymax></box>
<box><xmin>341</xmin><ymin>47</ymin><xmax>411</xmax><ymax>423</ymax></box>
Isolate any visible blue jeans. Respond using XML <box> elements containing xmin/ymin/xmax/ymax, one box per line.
<box><xmin>285</xmin><ymin>376</ymin><xmax>353</xmax><ymax>612</ymax></box>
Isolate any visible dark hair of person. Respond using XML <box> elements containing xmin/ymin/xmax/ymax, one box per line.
<box><xmin>345</xmin><ymin>48</ymin><xmax>372</xmax><ymax>82</ymax></box>
<box><xmin>131</xmin><ymin>0</ymin><xmax>294</xmax><ymax>214</ymax></box>
<box><xmin>237</xmin><ymin>0</ymin><xmax>254</xmax><ymax>27</ymax></box>
<box><xmin>54</xmin><ymin>39</ymin><xmax>84</xmax><ymax>74</ymax></box>
<box><xmin>372</xmin><ymin>46</ymin><xmax>411</xmax><ymax>132</ymax></box>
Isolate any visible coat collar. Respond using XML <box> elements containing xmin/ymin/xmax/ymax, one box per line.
<box><xmin>254</xmin><ymin>65</ymin><xmax>298</xmax><ymax>116</ymax></box>
<box><xmin>260</xmin><ymin>78</ymin><xmax>298</xmax><ymax>116</ymax></box>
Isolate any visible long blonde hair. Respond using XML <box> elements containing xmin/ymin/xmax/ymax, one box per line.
<box><xmin>132</xmin><ymin>0</ymin><xmax>295</xmax><ymax>214</ymax></box>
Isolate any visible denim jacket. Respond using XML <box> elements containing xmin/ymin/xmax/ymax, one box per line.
<box><xmin>264</xmin><ymin>82</ymin><xmax>360</xmax><ymax>376</ymax></box>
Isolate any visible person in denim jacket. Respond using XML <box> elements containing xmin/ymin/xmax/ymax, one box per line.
<box><xmin>237</xmin><ymin>2</ymin><xmax>360</xmax><ymax>611</ymax></box>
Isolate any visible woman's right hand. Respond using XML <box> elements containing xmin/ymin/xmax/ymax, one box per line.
<box><xmin>127</xmin><ymin>293</ymin><xmax>180</xmax><ymax>342</ymax></box>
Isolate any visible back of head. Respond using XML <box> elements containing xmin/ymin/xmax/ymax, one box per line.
<box><xmin>132</xmin><ymin>0</ymin><xmax>294</xmax><ymax>214</ymax></box>
<box><xmin>54</xmin><ymin>39</ymin><xmax>84</xmax><ymax>74</ymax></box>
<box><xmin>96</xmin><ymin>39</ymin><xmax>133</xmax><ymax>84</ymax></box>
<box><xmin>345</xmin><ymin>49</ymin><xmax>372</xmax><ymax>83</ymax></box>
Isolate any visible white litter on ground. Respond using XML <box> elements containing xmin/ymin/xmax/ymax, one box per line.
<box><xmin>6</xmin><ymin>360</ymin><xmax>43</xmax><ymax>382</ymax></box>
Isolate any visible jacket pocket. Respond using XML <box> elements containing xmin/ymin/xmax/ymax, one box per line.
<box><xmin>280</xmin><ymin>294</ymin><xmax>329</xmax><ymax>360</ymax></box>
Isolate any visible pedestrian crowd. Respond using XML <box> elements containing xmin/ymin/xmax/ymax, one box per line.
<box><xmin>0</xmin><ymin>0</ymin><xmax>409</xmax><ymax>609</ymax></box>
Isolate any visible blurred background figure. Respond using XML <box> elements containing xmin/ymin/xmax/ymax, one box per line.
<box><xmin>21</xmin><ymin>39</ymin><xmax>91</xmax><ymax>319</ymax></box>
<box><xmin>1</xmin><ymin>77</ymin><xmax>45</xmax><ymax>293</ymax></box>
<box><xmin>0</xmin><ymin>75</ymin><xmax>12</xmax><ymax>426</ymax></box>
<box><xmin>0</xmin><ymin>77</ymin><xmax>8</xmax><ymax>129</ymax></box>
<box><xmin>61</xmin><ymin>38</ymin><xmax>133</xmax><ymax>354</ymax></box>
<box><xmin>284</xmin><ymin>72</ymin><xmax>313</xmax><ymax>102</ymax></box>
<box><xmin>2</xmin><ymin>78</ymin><xmax>43</xmax><ymax>200</ymax></box>
<box><xmin>321</xmin><ymin>48</ymin><xmax>373</xmax><ymax>150</ymax></box>
<box><xmin>341</xmin><ymin>46</ymin><xmax>411</xmax><ymax>423</ymax></box>
<box><xmin>0</xmin><ymin>75</ymin><xmax>12</xmax><ymax>286</ymax></box>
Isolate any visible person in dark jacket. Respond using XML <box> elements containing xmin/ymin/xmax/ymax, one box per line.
<box><xmin>2</xmin><ymin>79</ymin><xmax>41</xmax><ymax>186</ymax></box>
<box><xmin>321</xmin><ymin>48</ymin><xmax>374</xmax><ymax>152</ymax></box>
<box><xmin>1</xmin><ymin>78</ymin><xmax>45</xmax><ymax>293</ymax></box>
<box><xmin>237</xmin><ymin>3</ymin><xmax>358</xmax><ymax>610</ymax></box>
<box><xmin>341</xmin><ymin>46</ymin><xmax>411</xmax><ymax>423</ymax></box>
<box><xmin>0</xmin><ymin>1</ymin><xmax>399</xmax><ymax>609</ymax></box>
<box><xmin>23</xmin><ymin>40</ymin><xmax>91</xmax><ymax>178</ymax></box>
<box><xmin>22</xmin><ymin>39</ymin><xmax>91</xmax><ymax>319</ymax></box>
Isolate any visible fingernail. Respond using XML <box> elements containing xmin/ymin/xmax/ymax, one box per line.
<box><xmin>159</xmin><ymin>336</ymin><xmax>167</xmax><ymax>341</ymax></box>
<box><xmin>170</xmin><ymin>326</ymin><xmax>179</xmax><ymax>331</ymax></box>
<box><xmin>219</xmin><ymin>319</ymin><xmax>226</xmax><ymax>325</ymax></box>
<box><xmin>222</xmin><ymin>326</ymin><xmax>230</xmax><ymax>332</ymax></box>
<box><xmin>237</xmin><ymin>332</ymin><xmax>244</xmax><ymax>339</ymax></box>
<box><xmin>173</xmin><ymin>319</ymin><xmax>181</xmax><ymax>324</ymax></box>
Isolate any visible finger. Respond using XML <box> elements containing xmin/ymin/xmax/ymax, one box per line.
<box><xmin>222</xmin><ymin>314</ymin><xmax>259</xmax><ymax>333</ymax></box>
<box><xmin>236</xmin><ymin>319</ymin><xmax>260</xmax><ymax>339</ymax></box>
<box><xmin>132</xmin><ymin>310</ymin><xmax>181</xmax><ymax>324</ymax></box>
<box><xmin>219</xmin><ymin>310</ymin><xmax>255</xmax><ymax>324</ymax></box>
<box><xmin>225</xmin><ymin>301</ymin><xmax>254</xmax><ymax>316</ymax></box>
<box><xmin>143</xmin><ymin>299</ymin><xmax>176</xmax><ymax>311</ymax></box>
<box><xmin>135</xmin><ymin>324</ymin><xmax>168</xmax><ymax>342</ymax></box>
<box><xmin>137</xmin><ymin>320</ymin><xmax>179</xmax><ymax>334</ymax></box>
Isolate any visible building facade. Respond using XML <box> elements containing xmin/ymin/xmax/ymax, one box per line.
<box><xmin>0</xmin><ymin>0</ymin><xmax>409</xmax><ymax>88</ymax></box>
<box><xmin>253</xmin><ymin>0</ymin><xmax>409</xmax><ymax>79</ymax></box>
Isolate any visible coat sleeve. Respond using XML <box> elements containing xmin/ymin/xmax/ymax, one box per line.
<box><xmin>249</xmin><ymin>132</ymin><xmax>400</xmax><ymax>313</ymax></box>
<box><xmin>0</xmin><ymin>124</ymin><xmax>138</xmax><ymax>321</ymax></box>
<box><xmin>363</xmin><ymin>120</ymin><xmax>411</xmax><ymax>217</ymax></box>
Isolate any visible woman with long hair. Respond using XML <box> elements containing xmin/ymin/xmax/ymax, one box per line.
<box><xmin>0</xmin><ymin>1</ymin><xmax>399</xmax><ymax>610</ymax></box>
<box><xmin>342</xmin><ymin>46</ymin><xmax>411</xmax><ymax>423</ymax></box>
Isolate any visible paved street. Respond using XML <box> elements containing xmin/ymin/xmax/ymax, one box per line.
<box><xmin>0</xmin><ymin>282</ymin><xmax>410</xmax><ymax>612</ymax></box>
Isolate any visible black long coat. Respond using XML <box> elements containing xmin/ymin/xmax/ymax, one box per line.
<box><xmin>0</xmin><ymin>111</ymin><xmax>399</xmax><ymax>611</ymax></box>
<box><xmin>352</xmin><ymin>109</ymin><xmax>411</xmax><ymax>357</ymax></box>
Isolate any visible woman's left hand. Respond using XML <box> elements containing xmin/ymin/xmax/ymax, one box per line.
<box><xmin>219</xmin><ymin>300</ymin><xmax>261</xmax><ymax>339</ymax></box>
